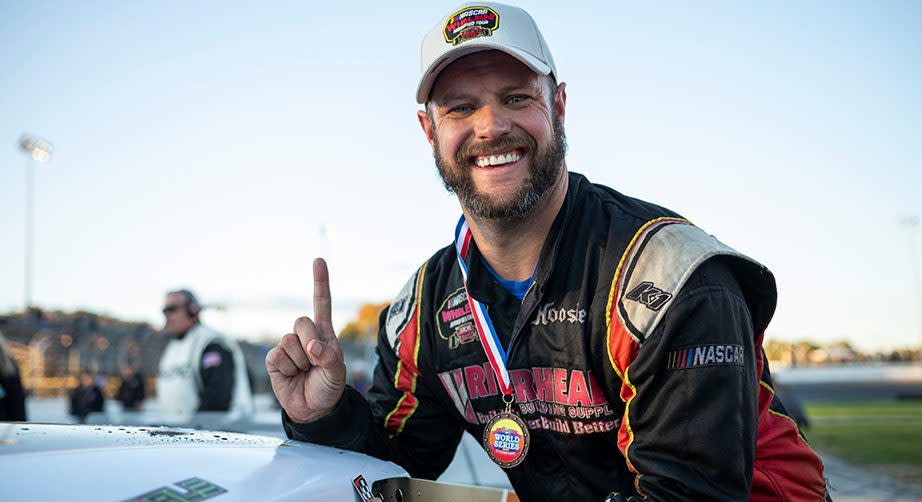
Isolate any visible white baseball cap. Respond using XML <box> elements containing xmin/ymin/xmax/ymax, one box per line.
<box><xmin>416</xmin><ymin>2</ymin><xmax>557</xmax><ymax>104</ymax></box>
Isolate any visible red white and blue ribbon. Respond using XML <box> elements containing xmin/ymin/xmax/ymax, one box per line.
<box><xmin>454</xmin><ymin>215</ymin><xmax>513</xmax><ymax>396</ymax></box>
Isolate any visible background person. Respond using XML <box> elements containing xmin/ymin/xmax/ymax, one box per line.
<box><xmin>116</xmin><ymin>364</ymin><xmax>145</xmax><ymax>411</ymax></box>
<box><xmin>156</xmin><ymin>289</ymin><xmax>253</xmax><ymax>424</ymax></box>
<box><xmin>69</xmin><ymin>370</ymin><xmax>104</xmax><ymax>424</ymax></box>
<box><xmin>0</xmin><ymin>330</ymin><xmax>26</xmax><ymax>422</ymax></box>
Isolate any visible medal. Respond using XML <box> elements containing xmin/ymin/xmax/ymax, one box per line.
<box><xmin>454</xmin><ymin>216</ymin><xmax>530</xmax><ymax>468</ymax></box>
<box><xmin>483</xmin><ymin>394</ymin><xmax>530</xmax><ymax>468</ymax></box>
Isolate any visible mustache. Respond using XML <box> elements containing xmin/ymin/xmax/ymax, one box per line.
<box><xmin>457</xmin><ymin>132</ymin><xmax>537</xmax><ymax>163</ymax></box>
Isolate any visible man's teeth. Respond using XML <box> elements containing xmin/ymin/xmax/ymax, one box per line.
<box><xmin>475</xmin><ymin>151</ymin><xmax>522</xmax><ymax>167</ymax></box>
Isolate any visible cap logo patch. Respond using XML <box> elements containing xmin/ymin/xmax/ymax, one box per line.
<box><xmin>443</xmin><ymin>6</ymin><xmax>500</xmax><ymax>46</ymax></box>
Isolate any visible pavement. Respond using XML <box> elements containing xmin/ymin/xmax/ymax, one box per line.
<box><xmin>820</xmin><ymin>454</ymin><xmax>922</xmax><ymax>502</ymax></box>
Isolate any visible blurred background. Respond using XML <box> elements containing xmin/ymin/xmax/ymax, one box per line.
<box><xmin>2</xmin><ymin>1</ymin><xmax>921</xmax><ymax>500</ymax></box>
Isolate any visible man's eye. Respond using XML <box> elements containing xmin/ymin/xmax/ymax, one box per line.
<box><xmin>508</xmin><ymin>95</ymin><xmax>529</xmax><ymax>105</ymax></box>
<box><xmin>449</xmin><ymin>105</ymin><xmax>473</xmax><ymax>114</ymax></box>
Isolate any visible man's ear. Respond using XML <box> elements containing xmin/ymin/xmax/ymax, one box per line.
<box><xmin>553</xmin><ymin>82</ymin><xmax>567</xmax><ymax>125</ymax></box>
<box><xmin>417</xmin><ymin>108</ymin><xmax>436</xmax><ymax>148</ymax></box>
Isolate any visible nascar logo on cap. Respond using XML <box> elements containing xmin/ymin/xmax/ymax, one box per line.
<box><xmin>443</xmin><ymin>6</ymin><xmax>500</xmax><ymax>45</ymax></box>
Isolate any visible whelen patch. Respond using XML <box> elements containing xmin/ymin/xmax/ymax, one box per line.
<box><xmin>443</xmin><ymin>6</ymin><xmax>500</xmax><ymax>45</ymax></box>
<box><xmin>667</xmin><ymin>344</ymin><xmax>745</xmax><ymax>370</ymax></box>
<box><xmin>436</xmin><ymin>287</ymin><xmax>477</xmax><ymax>349</ymax></box>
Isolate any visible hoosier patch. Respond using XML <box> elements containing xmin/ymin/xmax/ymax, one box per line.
<box><xmin>667</xmin><ymin>344</ymin><xmax>745</xmax><ymax>370</ymax></box>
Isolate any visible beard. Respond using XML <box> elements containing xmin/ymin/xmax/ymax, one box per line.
<box><xmin>434</xmin><ymin>117</ymin><xmax>567</xmax><ymax>221</ymax></box>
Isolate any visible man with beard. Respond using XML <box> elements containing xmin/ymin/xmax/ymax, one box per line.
<box><xmin>267</xmin><ymin>3</ymin><xmax>829</xmax><ymax>500</ymax></box>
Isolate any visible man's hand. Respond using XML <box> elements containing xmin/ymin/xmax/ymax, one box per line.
<box><xmin>266</xmin><ymin>258</ymin><xmax>347</xmax><ymax>423</ymax></box>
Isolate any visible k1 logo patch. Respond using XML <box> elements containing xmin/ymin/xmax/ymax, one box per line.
<box><xmin>625</xmin><ymin>281</ymin><xmax>672</xmax><ymax>311</ymax></box>
<box><xmin>667</xmin><ymin>344</ymin><xmax>745</xmax><ymax>370</ymax></box>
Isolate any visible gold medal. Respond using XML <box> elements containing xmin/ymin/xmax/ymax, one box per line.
<box><xmin>483</xmin><ymin>395</ymin><xmax>530</xmax><ymax>468</ymax></box>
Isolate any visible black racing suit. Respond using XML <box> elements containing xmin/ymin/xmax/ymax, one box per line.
<box><xmin>284</xmin><ymin>172</ymin><xmax>828</xmax><ymax>501</ymax></box>
<box><xmin>198</xmin><ymin>343</ymin><xmax>235</xmax><ymax>412</ymax></box>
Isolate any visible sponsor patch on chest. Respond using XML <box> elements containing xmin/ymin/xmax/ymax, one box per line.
<box><xmin>666</xmin><ymin>344</ymin><xmax>745</xmax><ymax>370</ymax></box>
<box><xmin>531</xmin><ymin>302</ymin><xmax>587</xmax><ymax>326</ymax></box>
<box><xmin>436</xmin><ymin>287</ymin><xmax>478</xmax><ymax>349</ymax></box>
<box><xmin>438</xmin><ymin>364</ymin><xmax>620</xmax><ymax>436</ymax></box>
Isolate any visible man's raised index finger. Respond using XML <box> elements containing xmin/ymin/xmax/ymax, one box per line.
<box><xmin>313</xmin><ymin>257</ymin><xmax>332</xmax><ymax>326</ymax></box>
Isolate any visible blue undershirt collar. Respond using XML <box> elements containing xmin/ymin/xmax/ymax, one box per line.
<box><xmin>480</xmin><ymin>258</ymin><xmax>535</xmax><ymax>301</ymax></box>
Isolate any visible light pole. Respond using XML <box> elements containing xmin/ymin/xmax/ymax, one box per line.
<box><xmin>17</xmin><ymin>133</ymin><xmax>53</xmax><ymax>313</ymax></box>
<box><xmin>900</xmin><ymin>215</ymin><xmax>922</xmax><ymax>355</ymax></box>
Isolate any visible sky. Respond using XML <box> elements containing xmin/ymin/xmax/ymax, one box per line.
<box><xmin>2</xmin><ymin>1</ymin><xmax>921</xmax><ymax>352</ymax></box>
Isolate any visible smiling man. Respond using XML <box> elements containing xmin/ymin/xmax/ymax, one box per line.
<box><xmin>268</xmin><ymin>3</ymin><xmax>829</xmax><ymax>500</ymax></box>
<box><xmin>423</xmin><ymin>49</ymin><xmax>566</xmax><ymax>227</ymax></box>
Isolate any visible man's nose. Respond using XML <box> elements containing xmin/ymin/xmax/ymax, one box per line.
<box><xmin>472</xmin><ymin>104</ymin><xmax>512</xmax><ymax>140</ymax></box>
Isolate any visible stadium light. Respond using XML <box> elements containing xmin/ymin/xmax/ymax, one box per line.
<box><xmin>17</xmin><ymin>133</ymin><xmax>53</xmax><ymax>312</ymax></box>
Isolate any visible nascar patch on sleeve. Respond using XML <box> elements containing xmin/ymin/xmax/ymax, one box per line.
<box><xmin>667</xmin><ymin>344</ymin><xmax>744</xmax><ymax>370</ymax></box>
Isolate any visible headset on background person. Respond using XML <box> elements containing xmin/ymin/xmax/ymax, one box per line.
<box><xmin>169</xmin><ymin>289</ymin><xmax>201</xmax><ymax>318</ymax></box>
